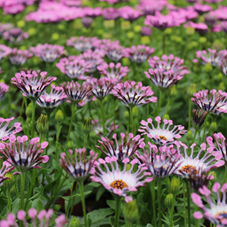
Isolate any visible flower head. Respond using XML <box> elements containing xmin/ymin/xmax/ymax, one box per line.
<box><xmin>0</xmin><ymin>161</ymin><xmax>15</xmax><ymax>186</ymax></box>
<box><xmin>30</xmin><ymin>44</ymin><xmax>65</xmax><ymax>62</ymax></box>
<box><xmin>60</xmin><ymin>148</ymin><xmax>97</xmax><ymax>182</ymax></box>
<box><xmin>219</xmin><ymin>58</ymin><xmax>227</xmax><ymax>75</ymax></box>
<box><xmin>105</xmin><ymin>41</ymin><xmax>127</xmax><ymax>62</ymax></box>
<box><xmin>3</xmin><ymin>27</ymin><xmax>29</xmax><ymax>44</ymax></box>
<box><xmin>96</xmin><ymin>133</ymin><xmax>144</xmax><ymax>160</ymax></box>
<box><xmin>11</xmin><ymin>70</ymin><xmax>56</xmax><ymax>100</ymax></box>
<box><xmin>102</xmin><ymin>8</ymin><xmax>119</xmax><ymax>20</ymax></box>
<box><xmin>192</xmin><ymin>109</ymin><xmax>208</xmax><ymax>128</ymax></box>
<box><xmin>112</xmin><ymin>81</ymin><xmax>157</xmax><ymax>107</ymax></box>
<box><xmin>36</xmin><ymin>84</ymin><xmax>67</xmax><ymax>108</ymax></box>
<box><xmin>118</xmin><ymin>6</ymin><xmax>142</xmax><ymax>22</ymax></box>
<box><xmin>0</xmin><ymin>117</ymin><xmax>22</xmax><ymax>141</ymax></box>
<box><xmin>90</xmin><ymin>156</ymin><xmax>153</xmax><ymax>202</ymax></box>
<box><xmin>0</xmin><ymin>82</ymin><xmax>9</xmax><ymax>101</ymax></box>
<box><xmin>139</xmin><ymin>116</ymin><xmax>187</xmax><ymax>145</ymax></box>
<box><xmin>9</xmin><ymin>48</ymin><xmax>32</xmax><ymax>66</ymax></box>
<box><xmin>194</xmin><ymin>3</ymin><xmax>212</xmax><ymax>14</ymax></box>
<box><xmin>97</xmin><ymin>62</ymin><xmax>129</xmax><ymax>81</ymax></box>
<box><xmin>191</xmin><ymin>89</ymin><xmax>227</xmax><ymax>115</ymax></box>
<box><xmin>0</xmin><ymin>135</ymin><xmax>49</xmax><ymax>172</ymax></box>
<box><xmin>0</xmin><ymin>44</ymin><xmax>11</xmax><ymax>61</ymax></box>
<box><xmin>0</xmin><ymin>23</ymin><xmax>13</xmax><ymax>36</ymax></box>
<box><xmin>92</xmin><ymin>119</ymin><xmax>118</xmax><ymax>136</ymax></box>
<box><xmin>0</xmin><ymin>208</ymin><xmax>67</xmax><ymax>227</ymax></box>
<box><xmin>192</xmin><ymin>182</ymin><xmax>227</xmax><ymax>226</ymax></box>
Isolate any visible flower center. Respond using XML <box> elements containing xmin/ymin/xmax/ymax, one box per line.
<box><xmin>215</xmin><ymin>212</ymin><xmax>227</xmax><ymax>222</ymax></box>
<box><xmin>110</xmin><ymin>180</ymin><xmax>128</xmax><ymax>190</ymax></box>
<box><xmin>181</xmin><ymin>165</ymin><xmax>197</xmax><ymax>173</ymax></box>
<box><xmin>159</xmin><ymin>135</ymin><xmax>167</xmax><ymax>141</ymax></box>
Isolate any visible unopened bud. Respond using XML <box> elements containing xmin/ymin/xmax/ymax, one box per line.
<box><xmin>170</xmin><ymin>177</ymin><xmax>180</xmax><ymax>195</ymax></box>
<box><xmin>186</xmin><ymin>131</ymin><xmax>193</xmax><ymax>141</ymax></box>
<box><xmin>83</xmin><ymin>117</ymin><xmax>93</xmax><ymax>135</ymax></box>
<box><xmin>67</xmin><ymin>140</ymin><xmax>74</xmax><ymax>149</ymax></box>
<box><xmin>209</xmin><ymin>122</ymin><xmax>217</xmax><ymax>133</ymax></box>
<box><xmin>26</xmin><ymin>102</ymin><xmax>33</xmax><ymax>117</ymax></box>
<box><xmin>187</xmin><ymin>84</ymin><xmax>196</xmax><ymax>96</ymax></box>
<box><xmin>70</xmin><ymin>216</ymin><xmax>82</xmax><ymax>227</ymax></box>
<box><xmin>81</xmin><ymin>17</ymin><xmax>93</xmax><ymax>28</ymax></box>
<box><xmin>123</xmin><ymin>200</ymin><xmax>139</xmax><ymax>223</ymax></box>
<box><xmin>132</xmin><ymin>106</ymin><xmax>138</xmax><ymax>118</ymax></box>
<box><xmin>209</xmin><ymin>171</ymin><xmax>217</xmax><ymax>183</ymax></box>
<box><xmin>36</xmin><ymin>114</ymin><xmax>49</xmax><ymax>135</ymax></box>
<box><xmin>219</xmin><ymin>82</ymin><xmax>225</xmax><ymax>91</ymax></box>
<box><xmin>205</xmin><ymin>63</ymin><xmax>213</xmax><ymax>73</ymax></box>
<box><xmin>55</xmin><ymin>109</ymin><xmax>64</xmax><ymax>123</ymax></box>
<box><xmin>163</xmin><ymin>114</ymin><xmax>169</xmax><ymax>120</ymax></box>
<box><xmin>124</xmin><ymin>110</ymin><xmax>129</xmax><ymax>118</ymax></box>
<box><xmin>104</xmin><ymin>20</ymin><xmax>115</xmax><ymax>29</ymax></box>
<box><xmin>164</xmin><ymin>194</ymin><xmax>174</xmax><ymax>209</ymax></box>
<box><xmin>170</xmin><ymin>84</ymin><xmax>177</xmax><ymax>96</ymax></box>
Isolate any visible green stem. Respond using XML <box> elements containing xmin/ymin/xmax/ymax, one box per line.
<box><xmin>84</xmin><ymin>134</ymin><xmax>88</xmax><ymax>148</ymax></box>
<box><xmin>202</xmin><ymin>116</ymin><xmax>209</xmax><ymax>142</ymax></box>
<box><xmin>67</xmin><ymin>104</ymin><xmax>75</xmax><ymax>143</ymax></box>
<box><xmin>55</xmin><ymin>122</ymin><xmax>61</xmax><ymax>161</ymax></box>
<box><xmin>162</xmin><ymin>32</ymin><xmax>165</xmax><ymax>55</ymax></box>
<box><xmin>7</xmin><ymin>188</ymin><xmax>11</xmax><ymax>213</ymax></box>
<box><xmin>192</xmin><ymin>129</ymin><xmax>198</xmax><ymax>143</ymax></box>
<box><xmin>100</xmin><ymin>99</ymin><xmax>106</xmax><ymax>136</ymax></box>
<box><xmin>129</xmin><ymin>106</ymin><xmax>133</xmax><ymax>133</ymax></box>
<box><xmin>79</xmin><ymin>181</ymin><xmax>87</xmax><ymax>227</ymax></box>
<box><xmin>150</xmin><ymin>180</ymin><xmax>157</xmax><ymax>227</ymax></box>
<box><xmin>20</xmin><ymin>97</ymin><xmax>25</xmax><ymax>118</ymax></box>
<box><xmin>157</xmin><ymin>180</ymin><xmax>162</xmax><ymax>227</ymax></box>
<box><xmin>183</xmin><ymin>183</ymin><xmax>187</xmax><ymax>227</ymax></box>
<box><xmin>222</xmin><ymin>162</ymin><xmax>227</xmax><ymax>185</ymax></box>
<box><xmin>66</xmin><ymin>182</ymin><xmax>74</xmax><ymax>218</ymax></box>
<box><xmin>46</xmin><ymin>110</ymin><xmax>51</xmax><ymax>140</ymax></box>
<box><xmin>169</xmin><ymin>207</ymin><xmax>174</xmax><ymax>227</ymax></box>
<box><xmin>157</xmin><ymin>88</ymin><xmax>162</xmax><ymax>116</ymax></box>
<box><xmin>188</xmin><ymin>98</ymin><xmax>192</xmax><ymax>130</ymax></box>
<box><xmin>25</xmin><ymin>169</ymin><xmax>36</xmax><ymax>209</ymax></box>
<box><xmin>186</xmin><ymin>180</ymin><xmax>191</xmax><ymax>227</ymax></box>
<box><xmin>114</xmin><ymin>196</ymin><xmax>121</xmax><ymax>227</ymax></box>
<box><xmin>31</xmin><ymin>99</ymin><xmax>36</xmax><ymax>138</ymax></box>
<box><xmin>20</xmin><ymin>172</ymin><xmax>25</xmax><ymax>210</ymax></box>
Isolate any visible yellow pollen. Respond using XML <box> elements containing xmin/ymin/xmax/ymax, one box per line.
<box><xmin>215</xmin><ymin>212</ymin><xmax>227</xmax><ymax>222</ymax></box>
<box><xmin>110</xmin><ymin>180</ymin><xmax>128</xmax><ymax>190</ymax></box>
<box><xmin>159</xmin><ymin>135</ymin><xmax>167</xmax><ymax>141</ymax></box>
<box><xmin>182</xmin><ymin>165</ymin><xmax>198</xmax><ymax>173</ymax></box>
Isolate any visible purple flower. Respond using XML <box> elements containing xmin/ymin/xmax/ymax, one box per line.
<box><xmin>0</xmin><ymin>161</ymin><xmax>15</xmax><ymax>186</ymax></box>
<box><xmin>204</xmin><ymin>13</ymin><xmax>217</xmax><ymax>26</ymax></box>
<box><xmin>11</xmin><ymin>70</ymin><xmax>57</xmax><ymax>99</ymax></box>
<box><xmin>192</xmin><ymin>182</ymin><xmax>227</xmax><ymax>226</ymax></box>
<box><xmin>219</xmin><ymin>58</ymin><xmax>227</xmax><ymax>75</ymax></box>
<box><xmin>3</xmin><ymin>28</ymin><xmax>29</xmax><ymax>44</ymax></box>
<box><xmin>0</xmin><ymin>44</ymin><xmax>11</xmax><ymax>61</ymax></box>
<box><xmin>194</xmin><ymin>3</ymin><xmax>212</xmax><ymax>15</ymax></box>
<box><xmin>0</xmin><ymin>23</ymin><xmax>13</xmax><ymax>36</ymax></box>
<box><xmin>60</xmin><ymin>148</ymin><xmax>97</xmax><ymax>182</ymax></box>
<box><xmin>118</xmin><ymin>6</ymin><xmax>142</xmax><ymax>22</ymax></box>
<box><xmin>3</xmin><ymin>4</ymin><xmax>25</xmax><ymax>15</ymax></box>
<box><xmin>83</xmin><ymin>7</ymin><xmax>102</xmax><ymax>18</ymax></box>
<box><xmin>139</xmin><ymin>116</ymin><xmax>187</xmax><ymax>146</ymax></box>
<box><xmin>138</xmin><ymin>0</ymin><xmax>165</xmax><ymax>16</ymax></box>
<box><xmin>187</xmin><ymin>21</ymin><xmax>208</xmax><ymax>34</ymax></box>
<box><xmin>90</xmin><ymin>156</ymin><xmax>153</xmax><ymax>202</ymax></box>
<box><xmin>81</xmin><ymin>17</ymin><xmax>93</xmax><ymax>28</ymax></box>
<box><xmin>191</xmin><ymin>89</ymin><xmax>227</xmax><ymax>115</ymax></box>
<box><xmin>0</xmin><ymin>82</ymin><xmax>9</xmax><ymax>101</ymax></box>
<box><xmin>141</xmin><ymin>26</ymin><xmax>152</xmax><ymax>36</ymax></box>
<box><xmin>0</xmin><ymin>135</ymin><xmax>49</xmax><ymax>173</ymax></box>
<box><xmin>30</xmin><ymin>44</ymin><xmax>65</xmax><ymax>62</ymax></box>
<box><xmin>9</xmin><ymin>48</ymin><xmax>33</xmax><ymax>66</ymax></box>
<box><xmin>112</xmin><ymin>81</ymin><xmax>157</xmax><ymax>107</ymax></box>
<box><xmin>0</xmin><ymin>117</ymin><xmax>22</xmax><ymax>141</ymax></box>
<box><xmin>102</xmin><ymin>8</ymin><xmax>119</xmax><ymax>20</ymax></box>
<box><xmin>92</xmin><ymin>119</ymin><xmax>118</xmax><ymax>137</ymax></box>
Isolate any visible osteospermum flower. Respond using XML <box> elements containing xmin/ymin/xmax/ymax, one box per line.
<box><xmin>11</xmin><ymin>70</ymin><xmax>57</xmax><ymax>99</ymax></box>
<box><xmin>126</xmin><ymin>45</ymin><xmax>154</xmax><ymax>63</ymax></box>
<box><xmin>136</xmin><ymin>142</ymin><xmax>182</xmax><ymax>178</ymax></box>
<box><xmin>92</xmin><ymin>119</ymin><xmax>118</xmax><ymax>136</ymax></box>
<box><xmin>139</xmin><ymin>116</ymin><xmax>187</xmax><ymax>145</ymax></box>
<box><xmin>0</xmin><ymin>82</ymin><xmax>9</xmax><ymax>101</ymax></box>
<box><xmin>30</xmin><ymin>44</ymin><xmax>65</xmax><ymax>62</ymax></box>
<box><xmin>3</xmin><ymin>27</ymin><xmax>29</xmax><ymax>44</ymax></box>
<box><xmin>62</xmin><ymin>81</ymin><xmax>92</xmax><ymax>104</ymax></box>
<box><xmin>67</xmin><ymin>36</ymin><xmax>99</xmax><ymax>52</ymax></box>
<box><xmin>0</xmin><ymin>117</ymin><xmax>22</xmax><ymax>141</ymax></box>
<box><xmin>0</xmin><ymin>23</ymin><xmax>13</xmax><ymax>36</ymax></box>
<box><xmin>97</xmin><ymin>62</ymin><xmax>129</xmax><ymax>81</ymax></box>
<box><xmin>0</xmin><ymin>44</ymin><xmax>11</xmax><ymax>61</ymax></box>
<box><xmin>196</xmin><ymin>49</ymin><xmax>227</xmax><ymax>66</ymax></box>
<box><xmin>0</xmin><ymin>135</ymin><xmax>49</xmax><ymax>172</ymax></box>
<box><xmin>207</xmin><ymin>133</ymin><xmax>227</xmax><ymax>161</ymax></box>
<box><xmin>96</xmin><ymin>133</ymin><xmax>144</xmax><ymax>160</ymax></box>
<box><xmin>0</xmin><ymin>208</ymin><xmax>67</xmax><ymax>227</ymax></box>
<box><xmin>0</xmin><ymin>161</ymin><xmax>15</xmax><ymax>186</ymax></box>
<box><xmin>191</xmin><ymin>89</ymin><xmax>227</xmax><ymax>115</ymax></box>
<box><xmin>219</xmin><ymin>58</ymin><xmax>227</xmax><ymax>75</ymax></box>
<box><xmin>174</xmin><ymin>142</ymin><xmax>224</xmax><ymax>179</ymax></box>
<box><xmin>192</xmin><ymin>182</ymin><xmax>227</xmax><ymax>226</ymax></box>
<box><xmin>36</xmin><ymin>85</ymin><xmax>67</xmax><ymax>108</ymax></box>
<box><xmin>112</xmin><ymin>81</ymin><xmax>157</xmax><ymax>107</ymax></box>
<box><xmin>90</xmin><ymin>156</ymin><xmax>153</xmax><ymax>202</ymax></box>
<box><xmin>192</xmin><ymin>109</ymin><xmax>208</xmax><ymax>128</ymax></box>
<box><xmin>60</xmin><ymin>148</ymin><xmax>97</xmax><ymax>182</ymax></box>
<box><xmin>9</xmin><ymin>48</ymin><xmax>33</xmax><ymax>66</ymax></box>
<box><xmin>145</xmin><ymin>54</ymin><xmax>189</xmax><ymax>88</ymax></box>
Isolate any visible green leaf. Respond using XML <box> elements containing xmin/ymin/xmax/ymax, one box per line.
<box><xmin>86</xmin><ymin>208</ymin><xmax>114</xmax><ymax>224</ymax></box>
<box><xmin>12</xmin><ymin>198</ymin><xmax>20</xmax><ymax>214</ymax></box>
<box><xmin>106</xmin><ymin>200</ymin><xmax>116</xmax><ymax>210</ymax></box>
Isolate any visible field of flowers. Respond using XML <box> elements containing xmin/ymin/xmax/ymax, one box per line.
<box><xmin>0</xmin><ymin>0</ymin><xmax>227</xmax><ymax>226</ymax></box>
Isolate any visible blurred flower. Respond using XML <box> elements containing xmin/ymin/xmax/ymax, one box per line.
<box><xmin>118</xmin><ymin>6</ymin><xmax>142</xmax><ymax>22</ymax></box>
<box><xmin>191</xmin><ymin>89</ymin><xmax>227</xmax><ymax>115</ymax></box>
<box><xmin>138</xmin><ymin>0</ymin><xmax>164</xmax><ymax>16</ymax></box>
<box><xmin>9</xmin><ymin>48</ymin><xmax>32</xmax><ymax>66</ymax></box>
<box><xmin>60</xmin><ymin>148</ymin><xmax>97</xmax><ymax>182</ymax></box>
<box><xmin>112</xmin><ymin>81</ymin><xmax>157</xmax><ymax>107</ymax></box>
<box><xmin>83</xmin><ymin>7</ymin><xmax>102</xmax><ymax>18</ymax></box>
<box><xmin>192</xmin><ymin>109</ymin><xmax>208</xmax><ymax>128</ymax></box>
<box><xmin>141</xmin><ymin>26</ymin><xmax>152</xmax><ymax>36</ymax></box>
<box><xmin>96</xmin><ymin>133</ymin><xmax>144</xmax><ymax>160</ymax></box>
<box><xmin>92</xmin><ymin>119</ymin><xmax>118</xmax><ymax>136</ymax></box>
<box><xmin>0</xmin><ymin>208</ymin><xmax>67</xmax><ymax>227</ymax></box>
<box><xmin>192</xmin><ymin>182</ymin><xmax>227</xmax><ymax>226</ymax></box>
<box><xmin>0</xmin><ymin>23</ymin><xmax>13</xmax><ymax>36</ymax></box>
<box><xmin>0</xmin><ymin>82</ymin><xmax>9</xmax><ymax>101</ymax></box>
<box><xmin>187</xmin><ymin>21</ymin><xmax>208</xmax><ymax>34</ymax></box>
<box><xmin>139</xmin><ymin>116</ymin><xmax>187</xmax><ymax>146</ymax></box>
<box><xmin>194</xmin><ymin>3</ymin><xmax>212</xmax><ymax>15</ymax></box>
<box><xmin>102</xmin><ymin>8</ymin><xmax>119</xmax><ymax>20</ymax></box>
<box><xmin>90</xmin><ymin>156</ymin><xmax>153</xmax><ymax>202</ymax></box>
<box><xmin>30</xmin><ymin>44</ymin><xmax>65</xmax><ymax>62</ymax></box>
<box><xmin>98</xmin><ymin>62</ymin><xmax>129</xmax><ymax>81</ymax></box>
<box><xmin>3</xmin><ymin>28</ymin><xmax>29</xmax><ymax>44</ymax></box>
<box><xmin>11</xmin><ymin>70</ymin><xmax>56</xmax><ymax>99</ymax></box>
<box><xmin>0</xmin><ymin>117</ymin><xmax>22</xmax><ymax>141</ymax></box>
<box><xmin>0</xmin><ymin>135</ymin><xmax>49</xmax><ymax>173</ymax></box>
<box><xmin>36</xmin><ymin>84</ymin><xmax>67</xmax><ymax>108</ymax></box>
<box><xmin>3</xmin><ymin>4</ymin><xmax>25</xmax><ymax>15</ymax></box>
<box><xmin>81</xmin><ymin>17</ymin><xmax>93</xmax><ymax>28</ymax></box>
<box><xmin>0</xmin><ymin>44</ymin><xmax>11</xmax><ymax>61</ymax></box>
<box><xmin>204</xmin><ymin>13</ymin><xmax>217</xmax><ymax>26</ymax></box>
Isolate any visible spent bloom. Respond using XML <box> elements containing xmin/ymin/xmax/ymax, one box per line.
<box><xmin>3</xmin><ymin>27</ymin><xmax>29</xmax><ymax>44</ymax></box>
<box><xmin>139</xmin><ymin>116</ymin><xmax>187</xmax><ymax>146</ymax></box>
<box><xmin>0</xmin><ymin>82</ymin><xmax>9</xmax><ymax>101</ymax></box>
<box><xmin>126</xmin><ymin>45</ymin><xmax>155</xmax><ymax>63</ymax></box>
<box><xmin>11</xmin><ymin>70</ymin><xmax>57</xmax><ymax>99</ymax></box>
<box><xmin>90</xmin><ymin>156</ymin><xmax>153</xmax><ymax>202</ymax></box>
<box><xmin>60</xmin><ymin>148</ymin><xmax>97</xmax><ymax>182</ymax></box>
<box><xmin>9</xmin><ymin>48</ymin><xmax>33</xmax><ymax>66</ymax></box>
<box><xmin>30</xmin><ymin>44</ymin><xmax>65</xmax><ymax>62</ymax></box>
<box><xmin>191</xmin><ymin>89</ymin><xmax>227</xmax><ymax>115</ymax></box>
<box><xmin>0</xmin><ymin>208</ymin><xmax>67</xmax><ymax>227</ymax></box>
<box><xmin>0</xmin><ymin>135</ymin><xmax>49</xmax><ymax>173</ymax></box>
<box><xmin>96</xmin><ymin>133</ymin><xmax>144</xmax><ymax>161</ymax></box>
<box><xmin>36</xmin><ymin>85</ymin><xmax>67</xmax><ymax>108</ymax></box>
<box><xmin>98</xmin><ymin>62</ymin><xmax>129</xmax><ymax>81</ymax></box>
<box><xmin>0</xmin><ymin>44</ymin><xmax>11</xmax><ymax>61</ymax></box>
<box><xmin>0</xmin><ymin>117</ymin><xmax>22</xmax><ymax>141</ymax></box>
<box><xmin>92</xmin><ymin>119</ymin><xmax>118</xmax><ymax>137</ymax></box>
<box><xmin>112</xmin><ymin>81</ymin><xmax>157</xmax><ymax>107</ymax></box>
<box><xmin>192</xmin><ymin>182</ymin><xmax>227</xmax><ymax>226</ymax></box>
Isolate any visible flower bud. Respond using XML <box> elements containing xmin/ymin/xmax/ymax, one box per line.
<box><xmin>4</xmin><ymin>172</ymin><xmax>15</xmax><ymax>189</ymax></box>
<box><xmin>219</xmin><ymin>82</ymin><xmax>225</xmax><ymax>91</ymax></box>
<box><xmin>67</xmin><ymin>140</ymin><xmax>74</xmax><ymax>149</ymax></box>
<box><xmin>209</xmin><ymin>171</ymin><xmax>217</xmax><ymax>183</ymax></box>
<box><xmin>123</xmin><ymin>200</ymin><xmax>139</xmax><ymax>223</ymax></box>
<box><xmin>209</xmin><ymin>122</ymin><xmax>217</xmax><ymax>133</ymax></box>
<box><xmin>83</xmin><ymin>117</ymin><xmax>93</xmax><ymax>135</ymax></box>
<box><xmin>121</xmin><ymin>21</ymin><xmax>131</xmax><ymax>30</ymax></box>
<box><xmin>70</xmin><ymin>216</ymin><xmax>82</xmax><ymax>227</ymax></box>
<box><xmin>82</xmin><ymin>17</ymin><xmax>93</xmax><ymax>28</ymax></box>
<box><xmin>170</xmin><ymin>84</ymin><xmax>177</xmax><ymax>96</ymax></box>
<box><xmin>170</xmin><ymin>177</ymin><xmax>180</xmax><ymax>195</ymax></box>
<box><xmin>186</xmin><ymin>131</ymin><xmax>193</xmax><ymax>141</ymax></box>
<box><xmin>124</xmin><ymin>110</ymin><xmax>129</xmax><ymax>118</ymax></box>
<box><xmin>141</xmin><ymin>36</ymin><xmax>150</xmax><ymax>45</ymax></box>
<box><xmin>204</xmin><ymin>63</ymin><xmax>213</xmax><ymax>73</ymax></box>
<box><xmin>26</xmin><ymin>102</ymin><xmax>33</xmax><ymax>117</ymax></box>
<box><xmin>199</xmin><ymin>37</ymin><xmax>207</xmax><ymax>44</ymax></box>
<box><xmin>55</xmin><ymin>109</ymin><xmax>64</xmax><ymax>123</ymax></box>
<box><xmin>187</xmin><ymin>84</ymin><xmax>196</xmax><ymax>96</ymax></box>
<box><xmin>164</xmin><ymin>194</ymin><xmax>174</xmax><ymax>209</ymax></box>
<box><xmin>132</xmin><ymin>106</ymin><xmax>138</xmax><ymax>118</ymax></box>
<box><xmin>36</xmin><ymin>114</ymin><xmax>49</xmax><ymax>135</ymax></box>
<box><xmin>163</xmin><ymin>114</ymin><xmax>169</xmax><ymax>120</ymax></box>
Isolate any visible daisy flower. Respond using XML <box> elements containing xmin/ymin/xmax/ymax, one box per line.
<box><xmin>0</xmin><ymin>161</ymin><xmax>15</xmax><ymax>186</ymax></box>
<box><xmin>9</xmin><ymin>48</ymin><xmax>32</xmax><ymax>66</ymax></box>
<box><xmin>92</xmin><ymin>119</ymin><xmax>118</xmax><ymax>136</ymax></box>
<box><xmin>219</xmin><ymin>58</ymin><xmax>227</xmax><ymax>75</ymax></box>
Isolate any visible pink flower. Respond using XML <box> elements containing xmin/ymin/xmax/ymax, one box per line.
<box><xmin>0</xmin><ymin>161</ymin><xmax>15</xmax><ymax>186</ymax></box>
<box><xmin>0</xmin><ymin>44</ymin><xmax>11</xmax><ymax>61</ymax></box>
<box><xmin>0</xmin><ymin>82</ymin><xmax>9</xmax><ymax>101</ymax></box>
<box><xmin>9</xmin><ymin>48</ymin><xmax>32</xmax><ymax>66</ymax></box>
<box><xmin>118</xmin><ymin>6</ymin><xmax>143</xmax><ymax>22</ymax></box>
<box><xmin>194</xmin><ymin>3</ymin><xmax>212</xmax><ymax>15</ymax></box>
<box><xmin>3</xmin><ymin>28</ymin><xmax>28</xmax><ymax>44</ymax></box>
<box><xmin>187</xmin><ymin>21</ymin><xmax>208</xmax><ymax>34</ymax></box>
<box><xmin>219</xmin><ymin>58</ymin><xmax>227</xmax><ymax>75</ymax></box>
<box><xmin>92</xmin><ymin>119</ymin><xmax>118</xmax><ymax>137</ymax></box>
<box><xmin>102</xmin><ymin>8</ymin><xmax>119</xmax><ymax>20</ymax></box>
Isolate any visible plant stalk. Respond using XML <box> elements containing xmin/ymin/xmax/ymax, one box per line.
<box><xmin>157</xmin><ymin>179</ymin><xmax>162</xmax><ymax>227</ymax></box>
<box><xmin>100</xmin><ymin>99</ymin><xmax>106</xmax><ymax>136</ymax></box>
<box><xmin>186</xmin><ymin>180</ymin><xmax>191</xmax><ymax>227</ymax></box>
<box><xmin>114</xmin><ymin>196</ymin><xmax>121</xmax><ymax>227</ymax></box>
<box><xmin>20</xmin><ymin>172</ymin><xmax>25</xmax><ymax>210</ymax></box>
<box><xmin>79</xmin><ymin>181</ymin><xmax>87</xmax><ymax>227</ymax></box>
<box><xmin>67</xmin><ymin>104</ymin><xmax>75</xmax><ymax>143</ymax></box>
